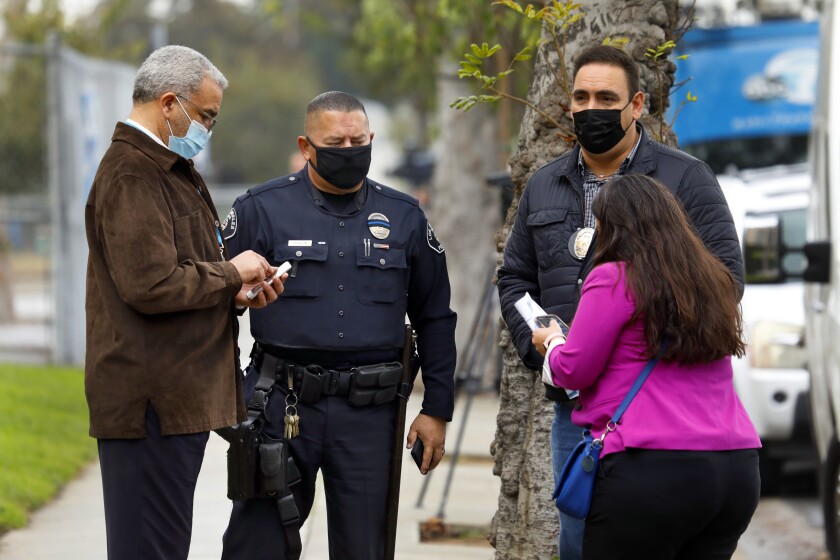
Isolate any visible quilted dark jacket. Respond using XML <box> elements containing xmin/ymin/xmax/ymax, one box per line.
<box><xmin>497</xmin><ymin>127</ymin><xmax>744</xmax><ymax>381</ymax></box>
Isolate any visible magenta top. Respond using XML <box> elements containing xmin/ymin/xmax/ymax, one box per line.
<box><xmin>548</xmin><ymin>262</ymin><xmax>760</xmax><ymax>457</ymax></box>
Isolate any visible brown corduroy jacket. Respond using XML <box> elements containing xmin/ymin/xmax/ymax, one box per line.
<box><xmin>84</xmin><ymin>122</ymin><xmax>246</xmax><ymax>438</ymax></box>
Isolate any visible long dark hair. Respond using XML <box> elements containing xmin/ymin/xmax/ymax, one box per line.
<box><xmin>591</xmin><ymin>174</ymin><xmax>745</xmax><ymax>363</ymax></box>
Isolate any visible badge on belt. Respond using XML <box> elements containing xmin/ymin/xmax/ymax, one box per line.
<box><xmin>568</xmin><ymin>227</ymin><xmax>595</xmax><ymax>260</ymax></box>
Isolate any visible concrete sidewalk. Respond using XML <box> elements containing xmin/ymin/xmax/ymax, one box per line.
<box><xmin>0</xmin><ymin>391</ymin><xmax>500</xmax><ymax>560</ymax></box>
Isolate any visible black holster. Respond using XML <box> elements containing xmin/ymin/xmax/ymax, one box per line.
<box><xmin>220</xmin><ymin>420</ymin><xmax>301</xmax><ymax>501</ymax></box>
<box><xmin>222</xmin><ymin>419</ymin><xmax>261</xmax><ymax>501</ymax></box>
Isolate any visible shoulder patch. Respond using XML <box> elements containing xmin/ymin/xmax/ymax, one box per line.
<box><xmin>426</xmin><ymin>221</ymin><xmax>444</xmax><ymax>254</ymax></box>
<box><xmin>221</xmin><ymin>207</ymin><xmax>238</xmax><ymax>240</ymax></box>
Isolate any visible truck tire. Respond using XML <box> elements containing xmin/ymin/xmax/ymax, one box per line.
<box><xmin>823</xmin><ymin>436</ymin><xmax>840</xmax><ymax>559</ymax></box>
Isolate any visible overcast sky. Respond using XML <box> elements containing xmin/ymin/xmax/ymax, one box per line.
<box><xmin>59</xmin><ymin>0</ymin><xmax>252</xmax><ymax>21</ymax></box>
<box><xmin>59</xmin><ymin>0</ymin><xmax>99</xmax><ymax>20</ymax></box>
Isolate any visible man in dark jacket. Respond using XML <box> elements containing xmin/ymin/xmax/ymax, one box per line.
<box><xmin>85</xmin><ymin>45</ymin><xmax>284</xmax><ymax>560</ymax></box>
<box><xmin>496</xmin><ymin>45</ymin><xmax>744</xmax><ymax>560</ymax></box>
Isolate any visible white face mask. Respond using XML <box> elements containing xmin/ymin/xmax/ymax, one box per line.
<box><xmin>167</xmin><ymin>97</ymin><xmax>211</xmax><ymax>159</ymax></box>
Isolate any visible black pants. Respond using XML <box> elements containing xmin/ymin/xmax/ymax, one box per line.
<box><xmin>222</xmin><ymin>365</ymin><xmax>396</xmax><ymax>560</ymax></box>
<box><xmin>583</xmin><ymin>448</ymin><xmax>760</xmax><ymax>560</ymax></box>
<box><xmin>98</xmin><ymin>405</ymin><xmax>209</xmax><ymax>560</ymax></box>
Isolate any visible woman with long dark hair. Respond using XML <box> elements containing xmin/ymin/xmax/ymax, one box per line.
<box><xmin>533</xmin><ymin>174</ymin><xmax>760</xmax><ymax>560</ymax></box>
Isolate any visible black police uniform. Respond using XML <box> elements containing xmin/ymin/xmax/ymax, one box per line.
<box><xmin>220</xmin><ymin>167</ymin><xmax>457</xmax><ymax>560</ymax></box>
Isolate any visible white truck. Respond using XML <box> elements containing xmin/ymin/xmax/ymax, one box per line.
<box><xmin>672</xmin><ymin>15</ymin><xmax>819</xmax><ymax>494</ymax></box>
<box><xmin>802</xmin><ymin>0</ymin><xmax>840</xmax><ymax>556</ymax></box>
<box><xmin>726</xmin><ymin>167</ymin><xmax>813</xmax><ymax>494</ymax></box>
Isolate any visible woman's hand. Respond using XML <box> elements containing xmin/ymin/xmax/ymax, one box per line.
<box><xmin>532</xmin><ymin>320</ymin><xmax>565</xmax><ymax>357</ymax></box>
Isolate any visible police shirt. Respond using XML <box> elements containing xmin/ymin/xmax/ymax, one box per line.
<box><xmin>222</xmin><ymin>167</ymin><xmax>457</xmax><ymax>421</ymax></box>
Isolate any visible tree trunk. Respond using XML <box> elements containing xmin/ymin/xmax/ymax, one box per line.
<box><xmin>489</xmin><ymin>2</ymin><xmax>683</xmax><ymax>558</ymax></box>
<box><xmin>430</xmin><ymin>69</ymin><xmax>502</xmax><ymax>369</ymax></box>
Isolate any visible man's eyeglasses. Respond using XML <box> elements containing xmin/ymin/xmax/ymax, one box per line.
<box><xmin>177</xmin><ymin>94</ymin><xmax>218</xmax><ymax>132</ymax></box>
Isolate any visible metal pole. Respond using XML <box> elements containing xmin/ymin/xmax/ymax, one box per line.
<box><xmin>45</xmin><ymin>32</ymin><xmax>64</xmax><ymax>364</ymax></box>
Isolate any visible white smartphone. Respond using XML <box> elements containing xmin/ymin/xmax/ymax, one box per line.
<box><xmin>246</xmin><ymin>261</ymin><xmax>292</xmax><ymax>300</ymax></box>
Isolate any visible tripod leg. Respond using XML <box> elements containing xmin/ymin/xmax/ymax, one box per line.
<box><xmin>435</xmin><ymin>308</ymin><xmax>496</xmax><ymax>519</ymax></box>
<box><xmin>416</xmin><ymin>263</ymin><xmax>496</xmax><ymax>508</ymax></box>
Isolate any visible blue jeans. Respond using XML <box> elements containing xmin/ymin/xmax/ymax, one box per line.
<box><xmin>551</xmin><ymin>401</ymin><xmax>585</xmax><ymax>560</ymax></box>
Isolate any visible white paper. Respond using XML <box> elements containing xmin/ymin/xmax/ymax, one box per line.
<box><xmin>514</xmin><ymin>293</ymin><xmax>547</xmax><ymax>331</ymax></box>
<box><xmin>515</xmin><ymin>293</ymin><xmax>579</xmax><ymax>400</ymax></box>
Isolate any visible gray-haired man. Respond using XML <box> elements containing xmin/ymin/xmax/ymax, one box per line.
<box><xmin>85</xmin><ymin>45</ymin><xmax>284</xmax><ymax>559</ymax></box>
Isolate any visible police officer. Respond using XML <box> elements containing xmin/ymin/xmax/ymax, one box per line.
<box><xmin>220</xmin><ymin>91</ymin><xmax>457</xmax><ymax>560</ymax></box>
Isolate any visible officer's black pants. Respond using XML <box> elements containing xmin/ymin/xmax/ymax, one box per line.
<box><xmin>98</xmin><ymin>404</ymin><xmax>209</xmax><ymax>560</ymax></box>
<box><xmin>583</xmin><ymin>448</ymin><xmax>760</xmax><ymax>560</ymax></box>
<box><xmin>222</xmin><ymin>365</ymin><xmax>396</xmax><ymax>560</ymax></box>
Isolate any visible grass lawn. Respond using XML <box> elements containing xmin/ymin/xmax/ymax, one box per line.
<box><xmin>0</xmin><ymin>364</ymin><xmax>95</xmax><ymax>532</ymax></box>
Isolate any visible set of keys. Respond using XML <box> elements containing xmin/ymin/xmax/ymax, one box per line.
<box><xmin>284</xmin><ymin>392</ymin><xmax>300</xmax><ymax>439</ymax></box>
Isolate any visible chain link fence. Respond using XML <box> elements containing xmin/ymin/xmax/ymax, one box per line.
<box><xmin>0</xmin><ymin>39</ymin><xmax>136</xmax><ymax>364</ymax></box>
<box><xmin>0</xmin><ymin>43</ymin><xmax>52</xmax><ymax>363</ymax></box>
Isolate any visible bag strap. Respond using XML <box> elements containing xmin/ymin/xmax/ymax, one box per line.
<box><xmin>595</xmin><ymin>342</ymin><xmax>665</xmax><ymax>444</ymax></box>
<box><xmin>611</xmin><ymin>349</ymin><xmax>662</xmax><ymax>424</ymax></box>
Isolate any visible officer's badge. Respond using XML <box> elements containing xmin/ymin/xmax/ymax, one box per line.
<box><xmin>568</xmin><ymin>227</ymin><xmax>595</xmax><ymax>260</ymax></box>
<box><xmin>427</xmin><ymin>221</ymin><xmax>444</xmax><ymax>254</ymax></box>
<box><xmin>368</xmin><ymin>213</ymin><xmax>391</xmax><ymax>240</ymax></box>
<box><xmin>221</xmin><ymin>208</ymin><xmax>238</xmax><ymax>240</ymax></box>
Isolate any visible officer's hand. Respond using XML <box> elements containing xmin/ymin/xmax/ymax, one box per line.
<box><xmin>230</xmin><ymin>250</ymin><xmax>271</xmax><ymax>284</ymax></box>
<box><xmin>406</xmin><ymin>413</ymin><xmax>446</xmax><ymax>475</ymax></box>
<box><xmin>234</xmin><ymin>272</ymin><xmax>286</xmax><ymax>309</ymax></box>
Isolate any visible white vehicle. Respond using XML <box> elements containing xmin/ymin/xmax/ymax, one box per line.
<box><xmin>723</xmin><ymin>166</ymin><xmax>814</xmax><ymax>494</ymax></box>
<box><xmin>802</xmin><ymin>0</ymin><xmax>840</xmax><ymax>556</ymax></box>
<box><xmin>672</xmin><ymin>10</ymin><xmax>820</xmax><ymax>494</ymax></box>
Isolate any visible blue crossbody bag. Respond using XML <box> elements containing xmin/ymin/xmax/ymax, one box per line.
<box><xmin>552</xmin><ymin>350</ymin><xmax>662</xmax><ymax>519</ymax></box>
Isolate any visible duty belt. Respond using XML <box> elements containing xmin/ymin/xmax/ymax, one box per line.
<box><xmin>257</xmin><ymin>351</ymin><xmax>403</xmax><ymax>406</ymax></box>
<box><xmin>259</xmin><ymin>353</ymin><xmax>353</xmax><ymax>396</ymax></box>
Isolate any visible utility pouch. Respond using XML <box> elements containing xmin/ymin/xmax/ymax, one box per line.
<box><xmin>298</xmin><ymin>365</ymin><xmax>325</xmax><ymax>404</ymax></box>
<box><xmin>225</xmin><ymin>420</ymin><xmax>261</xmax><ymax>501</ymax></box>
<box><xmin>259</xmin><ymin>437</ymin><xmax>287</xmax><ymax>496</ymax></box>
<box><xmin>347</xmin><ymin>362</ymin><xmax>402</xmax><ymax>407</ymax></box>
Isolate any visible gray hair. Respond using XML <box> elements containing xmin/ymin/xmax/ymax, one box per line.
<box><xmin>132</xmin><ymin>45</ymin><xmax>228</xmax><ymax>103</ymax></box>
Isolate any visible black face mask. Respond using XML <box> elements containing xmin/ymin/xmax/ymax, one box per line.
<box><xmin>572</xmin><ymin>100</ymin><xmax>633</xmax><ymax>155</ymax></box>
<box><xmin>308</xmin><ymin>138</ymin><xmax>372</xmax><ymax>190</ymax></box>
